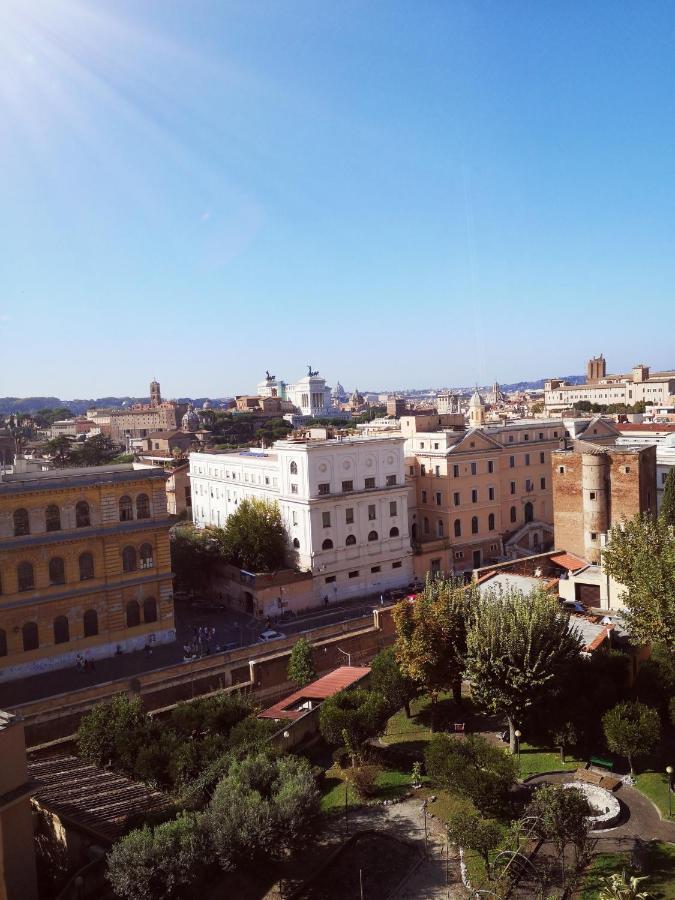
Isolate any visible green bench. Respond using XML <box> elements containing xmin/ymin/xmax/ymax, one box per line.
<box><xmin>589</xmin><ymin>756</ymin><xmax>614</xmax><ymax>770</ymax></box>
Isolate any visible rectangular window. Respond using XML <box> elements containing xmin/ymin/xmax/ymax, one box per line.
<box><xmin>590</xmin><ymin>532</ymin><xmax>597</xmax><ymax>541</ymax></box>
<box><xmin>291</xmin><ymin>483</ymin><xmax>298</xmax><ymax>494</ymax></box>
<box><xmin>471</xmin><ymin>489</ymin><xmax>478</xmax><ymax>503</ymax></box>
<box><xmin>435</xmin><ymin>492</ymin><xmax>442</xmax><ymax>505</ymax></box>
<box><xmin>325</xmin><ymin>575</ymin><xmax>336</xmax><ymax>584</ymax></box>
<box><xmin>368</xmin><ymin>504</ymin><xmax>376</xmax><ymax>520</ymax></box>
<box><xmin>539</xmin><ymin>432</ymin><xmax>544</xmax><ymax>440</ymax></box>
<box><xmin>318</xmin><ymin>483</ymin><xmax>330</xmax><ymax>495</ymax></box>
<box><xmin>392</xmin><ymin>560</ymin><xmax>402</xmax><ymax>569</ymax></box>
<box><xmin>449</xmin><ymin>464</ymin><xmax>457</xmax><ymax>479</ymax></box>
<box><xmin>470</xmin><ymin>462</ymin><xmax>477</xmax><ymax>475</ymax></box>
<box><xmin>386</xmin><ymin>474</ymin><xmax>397</xmax><ymax>486</ymax></box>
<box><xmin>292</xmin><ymin>511</ymin><xmax>298</xmax><ymax>525</ymax></box>
<box><xmin>349</xmin><ymin>570</ymin><xmax>359</xmax><ymax>579</ymax></box>
<box><xmin>488</xmin><ymin>460</ymin><xmax>494</xmax><ymax>474</ymax></box>
<box><xmin>431</xmin><ymin>558</ymin><xmax>441</xmax><ymax>574</ymax></box>
<box><xmin>420</xmin><ymin>442</ymin><xmax>425</xmax><ymax>449</ymax></box>
<box><xmin>346</xmin><ymin>507</ymin><xmax>354</xmax><ymax>524</ymax></box>
<box><xmin>509</xmin><ymin>455</ymin><xmax>515</xmax><ymax>468</ymax></box>
<box><xmin>420</xmin><ymin>465</ymin><xmax>426</xmax><ymax>477</ymax></box>
<box><xmin>434</xmin><ymin>442</ymin><xmax>439</xmax><ymax>450</ymax></box>
<box><xmin>589</xmin><ymin>491</ymin><xmax>596</xmax><ymax>500</ymax></box>
<box><xmin>511</xmin><ymin>481</ymin><xmax>516</xmax><ymax>495</ymax></box>
<box><xmin>558</xmin><ymin>466</ymin><xmax>565</xmax><ymax>474</ymax></box>
<box><xmin>488</xmin><ymin>486</ymin><xmax>495</xmax><ymax>501</ymax></box>
<box><xmin>526</xmin><ymin>479</ymin><xmax>533</xmax><ymax>491</ymax></box>
<box><xmin>554</xmin><ymin>431</ymin><xmax>558</xmax><ymax>438</ymax></box>
<box><xmin>422</xmin><ymin>490</ymin><xmax>427</xmax><ymax>503</ymax></box>
<box><xmin>322</xmin><ymin>511</ymin><xmax>331</xmax><ymax>528</ymax></box>
<box><xmin>540</xmin><ymin>452</ymin><xmax>545</xmax><ymax>464</ymax></box>
<box><xmin>454</xmin><ymin>551</ymin><xmax>464</xmax><ymax>560</ymax></box>
<box><xmin>453</xmin><ymin>491</ymin><xmax>460</xmax><ymax>506</ymax></box>
<box><xmin>525</xmin><ymin>454</ymin><xmax>530</xmax><ymax>466</ymax></box>
<box><xmin>434</xmin><ymin>466</ymin><xmax>440</xmax><ymax>477</ymax></box>
<box><xmin>509</xmin><ymin>435</ymin><xmax>514</xmax><ymax>443</ymax></box>
<box><xmin>365</xmin><ymin>477</ymin><xmax>376</xmax><ymax>489</ymax></box>
<box><xmin>409</xmin><ymin>465</ymin><xmax>415</xmax><ymax>476</ymax></box>
<box><xmin>371</xmin><ymin>565</ymin><xmax>381</xmax><ymax>574</ymax></box>
<box><xmin>541</xmin><ymin>477</ymin><xmax>546</xmax><ymax>490</ymax></box>
<box><xmin>524</xmin><ymin>434</ymin><xmax>529</xmax><ymax>441</ymax></box>
<box><xmin>342</xmin><ymin>480</ymin><xmax>353</xmax><ymax>492</ymax></box>
<box><xmin>390</xmin><ymin>501</ymin><xmax>397</xmax><ymax>516</ymax></box>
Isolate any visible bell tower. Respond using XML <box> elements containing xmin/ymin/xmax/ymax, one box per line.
<box><xmin>150</xmin><ymin>379</ymin><xmax>162</xmax><ymax>407</ymax></box>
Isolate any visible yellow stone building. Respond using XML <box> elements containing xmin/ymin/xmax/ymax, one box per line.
<box><xmin>0</xmin><ymin>464</ymin><xmax>175</xmax><ymax>681</ymax></box>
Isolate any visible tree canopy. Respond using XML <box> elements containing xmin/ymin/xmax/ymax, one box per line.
<box><xmin>287</xmin><ymin>638</ymin><xmax>316</xmax><ymax>688</ymax></box>
<box><xmin>369</xmin><ymin>647</ymin><xmax>417</xmax><ymax>717</ymax></box>
<box><xmin>527</xmin><ymin>784</ymin><xmax>591</xmax><ymax>879</ymax></box>
<box><xmin>318</xmin><ymin>688</ymin><xmax>390</xmax><ymax>761</ymax></box>
<box><xmin>660</xmin><ymin>468</ymin><xmax>675</xmax><ymax>527</ymax></box>
<box><xmin>602</xmin><ymin>701</ymin><xmax>661</xmax><ymax>776</ymax></box>
<box><xmin>215</xmin><ymin>497</ymin><xmax>288</xmax><ymax>573</ymax></box>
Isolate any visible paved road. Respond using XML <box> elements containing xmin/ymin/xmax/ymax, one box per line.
<box><xmin>0</xmin><ymin>596</ymin><xmax>382</xmax><ymax>709</ymax></box>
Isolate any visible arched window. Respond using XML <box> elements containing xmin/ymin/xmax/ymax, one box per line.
<box><xmin>126</xmin><ymin>600</ymin><xmax>141</xmax><ymax>628</ymax></box>
<box><xmin>345</xmin><ymin>534</ymin><xmax>356</xmax><ymax>546</ymax></box>
<box><xmin>79</xmin><ymin>552</ymin><xmax>95</xmax><ymax>581</ymax></box>
<box><xmin>510</xmin><ymin>506</ymin><xmax>517</xmax><ymax>523</ymax></box>
<box><xmin>49</xmin><ymin>557</ymin><xmax>66</xmax><ymax>585</ymax></box>
<box><xmin>22</xmin><ymin>621</ymin><xmax>39</xmax><ymax>651</ymax></box>
<box><xmin>136</xmin><ymin>494</ymin><xmax>151</xmax><ymax>519</ymax></box>
<box><xmin>292</xmin><ymin>537</ymin><xmax>300</xmax><ymax>549</ymax></box>
<box><xmin>524</xmin><ymin>501</ymin><xmax>534</xmax><ymax>524</ymax></box>
<box><xmin>143</xmin><ymin>597</ymin><xmax>158</xmax><ymax>623</ymax></box>
<box><xmin>139</xmin><ymin>543</ymin><xmax>154</xmax><ymax>569</ymax></box>
<box><xmin>488</xmin><ymin>513</ymin><xmax>495</xmax><ymax>531</ymax></box>
<box><xmin>471</xmin><ymin>516</ymin><xmax>479</xmax><ymax>535</ymax></box>
<box><xmin>290</xmin><ymin>461</ymin><xmax>298</xmax><ymax>475</ymax></box>
<box><xmin>368</xmin><ymin>530</ymin><xmax>378</xmax><ymax>542</ymax></box>
<box><xmin>75</xmin><ymin>501</ymin><xmax>91</xmax><ymax>528</ymax></box>
<box><xmin>83</xmin><ymin>609</ymin><xmax>99</xmax><ymax>637</ymax></box>
<box><xmin>322</xmin><ymin>538</ymin><xmax>334</xmax><ymax>550</ymax></box>
<box><xmin>122</xmin><ymin>546</ymin><xmax>137</xmax><ymax>573</ymax></box>
<box><xmin>53</xmin><ymin>615</ymin><xmax>69</xmax><ymax>644</ymax></box>
<box><xmin>0</xmin><ymin>628</ymin><xmax>6</xmax><ymax>657</ymax></box>
<box><xmin>389</xmin><ymin>526</ymin><xmax>399</xmax><ymax>537</ymax></box>
<box><xmin>13</xmin><ymin>508</ymin><xmax>30</xmax><ymax>536</ymax></box>
<box><xmin>438</xmin><ymin>520</ymin><xmax>444</xmax><ymax>537</ymax></box>
<box><xmin>119</xmin><ymin>495</ymin><xmax>133</xmax><ymax>522</ymax></box>
<box><xmin>454</xmin><ymin>519</ymin><xmax>461</xmax><ymax>538</ymax></box>
<box><xmin>17</xmin><ymin>561</ymin><xmax>34</xmax><ymax>592</ymax></box>
<box><xmin>45</xmin><ymin>504</ymin><xmax>61</xmax><ymax>532</ymax></box>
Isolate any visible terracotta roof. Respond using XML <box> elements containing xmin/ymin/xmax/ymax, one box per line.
<box><xmin>549</xmin><ymin>552</ymin><xmax>588</xmax><ymax>572</ymax></box>
<box><xmin>616</xmin><ymin>423</ymin><xmax>675</xmax><ymax>433</ymax></box>
<box><xmin>259</xmin><ymin>666</ymin><xmax>371</xmax><ymax>721</ymax></box>
<box><xmin>29</xmin><ymin>755</ymin><xmax>171</xmax><ymax>844</ymax></box>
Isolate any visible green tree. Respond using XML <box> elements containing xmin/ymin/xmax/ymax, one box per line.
<box><xmin>44</xmin><ymin>435</ymin><xmax>73</xmax><ymax>466</ymax></box>
<box><xmin>217</xmin><ymin>498</ymin><xmax>287</xmax><ymax>572</ymax></box>
<box><xmin>318</xmin><ymin>689</ymin><xmax>390</xmax><ymax>763</ymax></box>
<box><xmin>424</xmin><ymin>734</ymin><xmax>517</xmax><ymax>815</ymax></box>
<box><xmin>446</xmin><ymin>810</ymin><xmax>502</xmax><ymax>880</ymax></box>
<box><xmin>466</xmin><ymin>586</ymin><xmax>582</xmax><ymax>753</ymax></box>
<box><xmin>660</xmin><ymin>468</ymin><xmax>675</xmax><ymax>527</ymax></box>
<box><xmin>393</xmin><ymin>577</ymin><xmax>472</xmax><ymax>726</ymax></box>
<box><xmin>287</xmin><ymin>638</ymin><xmax>315</xmax><ymax>687</ymax></box>
<box><xmin>602</xmin><ymin>513</ymin><xmax>675</xmax><ymax>655</ymax></box>
<box><xmin>602</xmin><ymin>701</ymin><xmax>661</xmax><ymax>776</ymax></box>
<box><xmin>77</xmin><ymin>694</ymin><xmax>150</xmax><ymax>772</ymax></box>
<box><xmin>528</xmin><ymin>783</ymin><xmax>591</xmax><ymax>881</ymax></box>
<box><xmin>170</xmin><ymin>526</ymin><xmax>221</xmax><ymax>593</ymax></box>
<box><xmin>370</xmin><ymin>647</ymin><xmax>417</xmax><ymax>717</ymax></box>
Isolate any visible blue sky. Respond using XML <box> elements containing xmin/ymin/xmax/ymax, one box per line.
<box><xmin>1</xmin><ymin>1</ymin><xmax>674</xmax><ymax>399</ymax></box>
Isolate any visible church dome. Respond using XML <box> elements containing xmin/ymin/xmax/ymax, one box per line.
<box><xmin>202</xmin><ymin>399</ymin><xmax>212</xmax><ymax>410</ymax></box>
<box><xmin>181</xmin><ymin>404</ymin><xmax>200</xmax><ymax>431</ymax></box>
<box><xmin>469</xmin><ymin>390</ymin><xmax>484</xmax><ymax>408</ymax></box>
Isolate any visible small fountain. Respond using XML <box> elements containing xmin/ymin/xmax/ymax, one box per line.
<box><xmin>563</xmin><ymin>782</ymin><xmax>621</xmax><ymax>829</ymax></box>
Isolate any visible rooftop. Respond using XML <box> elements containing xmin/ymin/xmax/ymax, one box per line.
<box><xmin>0</xmin><ymin>463</ymin><xmax>167</xmax><ymax>493</ymax></box>
<box><xmin>259</xmin><ymin>665</ymin><xmax>371</xmax><ymax>721</ymax></box>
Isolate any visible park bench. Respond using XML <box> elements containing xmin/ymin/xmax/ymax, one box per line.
<box><xmin>453</xmin><ymin>722</ymin><xmax>465</xmax><ymax>733</ymax></box>
<box><xmin>589</xmin><ymin>756</ymin><xmax>614</xmax><ymax>770</ymax></box>
<box><xmin>576</xmin><ymin>768</ymin><xmax>604</xmax><ymax>786</ymax></box>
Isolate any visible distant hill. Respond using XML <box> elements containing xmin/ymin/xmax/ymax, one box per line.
<box><xmin>0</xmin><ymin>396</ymin><xmax>234</xmax><ymax>415</ymax></box>
<box><xmin>497</xmin><ymin>374</ymin><xmax>585</xmax><ymax>393</ymax></box>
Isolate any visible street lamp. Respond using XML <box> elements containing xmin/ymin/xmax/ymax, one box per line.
<box><xmin>667</xmin><ymin>765</ymin><xmax>673</xmax><ymax>818</ymax></box>
<box><xmin>514</xmin><ymin>729</ymin><xmax>522</xmax><ymax>767</ymax></box>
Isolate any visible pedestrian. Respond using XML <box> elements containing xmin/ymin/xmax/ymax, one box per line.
<box><xmin>75</xmin><ymin>653</ymin><xmax>83</xmax><ymax>672</ymax></box>
<box><xmin>210</xmin><ymin>626</ymin><xmax>216</xmax><ymax>642</ymax></box>
<box><xmin>380</xmin><ymin>593</ymin><xmax>384</xmax><ymax>606</ymax></box>
<box><xmin>324</xmin><ymin>595</ymin><xmax>329</xmax><ymax>607</ymax></box>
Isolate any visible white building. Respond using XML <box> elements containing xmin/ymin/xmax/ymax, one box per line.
<box><xmin>545</xmin><ymin>362</ymin><xmax>675</xmax><ymax>414</ymax></box>
<box><xmin>615</xmin><ymin>424</ymin><xmax>675</xmax><ymax>512</ymax></box>
<box><xmin>256</xmin><ymin>367</ymin><xmax>347</xmax><ymax>419</ymax></box>
<box><xmin>189</xmin><ymin>434</ymin><xmax>413</xmax><ymax>604</ymax></box>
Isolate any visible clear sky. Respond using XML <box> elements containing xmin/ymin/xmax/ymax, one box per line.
<box><xmin>1</xmin><ymin>1</ymin><xmax>674</xmax><ymax>399</ymax></box>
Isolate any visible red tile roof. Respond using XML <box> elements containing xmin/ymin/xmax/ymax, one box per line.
<box><xmin>259</xmin><ymin>666</ymin><xmax>371</xmax><ymax>720</ymax></box>
<box><xmin>616</xmin><ymin>423</ymin><xmax>675</xmax><ymax>432</ymax></box>
<box><xmin>550</xmin><ymin>552</ymin><xmax>588</xmax><ymax>572</ymax></box>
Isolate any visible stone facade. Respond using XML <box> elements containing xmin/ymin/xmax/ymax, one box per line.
<box><xmin>0</xmin><ymin>465</ymin><xmax>175</xmax><ymax>681</ymax></box>
<box><xmin>545</xmin><ymin>356</ymin><xmax>675</xmax><ymax>412</ymax></box>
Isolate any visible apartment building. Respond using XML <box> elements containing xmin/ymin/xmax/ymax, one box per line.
<box><xmin>0</xmin><ymin>464</ymin><xmax>175</xmax><ymax>681</ymax></box>
<box><xmin>189</xmin><ymin>434</ymin><xmax>413</xmax><ymax>604</ymax></box>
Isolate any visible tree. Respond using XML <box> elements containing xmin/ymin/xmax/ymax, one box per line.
<box><xmin>318</xmin><ymin>689</ymin><xmax>390</xmax><ymax>763</ymax></box>
<box><xmin>170</xmin><ymin>526</ymin><xmax>221</xmax><ymax>593</ymax></box>
<box><xmin>602</xmin><ymin>701</ymin><xmax>661</xmax><ymax>776</ymax></box>
<box><xmin>528</xmin><ymin>784</ymin><xmax>591</xmax><ymax>881</ymax></box>
<box><xmin>602</xmin><ymin>513</ymin><xmax>675</xmax><ymax>655</ymax></box>
<box><xmin>77</xmin><ymin>694</ymin><xmax>150</xmax><ymax>772</ymax></box>
<box><xmin>370</xmin><ymin>647</ymin><xmax>417</xmax><ymax>717</ymax></box>
<box><xmin>660</xmin><ymin>468</ymin><xmax>675</xmax><ymax>527</ymax></box>
<box><xmin>287</xmin><ymin>638</ymin><xmax>315</xmax><ymax>687</ymax></box>
<box><xmin>217</xmin><ymin>498</ymin><xmax>288</xmax><ymax>573</ymax></box>
<box><xmin>446</xmin><ymin>810</ymin><xmax>502</xmax><ymax>879</ymax></box>
<box><xmin>424</xmin><ymin>734</ymin><xmax>517</xmax><ymax>815</ymax></box>
<box><xmin>465</xmin><ymin>586</ymin><xmax>582</xmax><ymax>752</ymax></box>
<box><xmin>392</xmin><ymin>577</ymin><xmax>472</xmax><ymax>726</ymax></box>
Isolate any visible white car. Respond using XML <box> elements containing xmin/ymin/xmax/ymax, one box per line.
<box><xmin>257</xmin><ymin>629</ymin><xmax>285</xmax><ymax>643</ymax></box>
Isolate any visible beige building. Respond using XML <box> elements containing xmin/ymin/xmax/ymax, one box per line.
<box><xmin>0</xmin><ymin>711</ymin><xmax>38</xmax><ymax>900</ymax></box>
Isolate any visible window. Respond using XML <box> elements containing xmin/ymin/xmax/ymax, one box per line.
<box><xmin>524</xmin><ymin>434</ymin><xmax>529</xmax><ymax>441</ymax></box>
<box><xmin>624</xmin><ymin>466</ymin><xmax>631</xmax><ymax>474</ymax></box>
<box><xmin>293</xmin><ymin>537</ymin><xmax>300</xmax><ymax>549</ymax></box>
<box><xmin>392</xmin><ymin>561</ymin><xmax>402</xmax><ymax>569</ymax></box>
<box><xmin>437</xmin><ymin>520</ymin><xmax>444</xmax><ymax>537</ymax></box>
<box><xmin>390</xmin><ymin>501</ymin><xmax>397</xmax><ymax>516</ymax></box>
<box><xmin>143</xmin><ymin>597</ymin><xmax>158</xmax><ymax>623</ymax></box>
<box><xmin>22</xmin><ymin>622</ymin><xmax>39</xmax><ymax>651</ymax></box>
<box><xmin>83</xmin><ymin>609</ymin><xmax>99</xmax><ymax>637</ymax></box>
<box><xmin>554</xmin><ymin>431</ymin><xmax>558</xmax><ymax>438</ymax></box>
<box><xmin>45</xmin><ymin>504</ymin><xmax>61</xmax><ymax>532</ymax></box>
<box><xmin>13</xmin><ymin>508</ymin><xmax>30</xmax><ymax>536</ymax></box>
<box><xmin>318</xmin><ymin>483</ymin><xmax>330</xmax><ymax>495</ymax></box>
<box><xmin>365</xmin><ymin>477</ymin><xmax>376</xmax><ymax>489</ymax></box>
<box><xmin>119</xmin><ymin>495</ymin><xmax>133</xmax><ymax>521</ymax></box>
<box><xmin>346</xmin><ymin>508</ymin><xmax>354</xmax><ymax>524</ymax></box>
<box><xmin>322</xmin><ymin>538</ymin><xmax>334</xmax><ymax>550</ymax></box>
<box><xmin>558</xmin><ymin>466</ymin><xmax>565</xmax><ymax>474</ymax></box>
<box><xmin>342</xmin><ymin>480</ymin><xmax>354</xmax><ymax>492</ymax></box>
<box><xmin>453</xmin><ymin>464</ymin><xmax>460</xmax><ymax>477</ymax></box>
<box><xmin>424</xmin><ymin>517</ymin><xmax>430</xmax><ymax>534</ymax></box>
<box><xmin>525</xmin><ymin>454</ymin><xmax>530</xmax><ymax>466</ymax></box>
<box><xmin>510</xmin><ymin>481</ymin><xmax>516</xmax><ymax>495</ymax></box>
<box><xmin>322</xmin><ymin>511</ymin><xmax>331</xmax><ymax>528</ymax></box>
<box><xmin>524</xmin><ymin>502</ymin><xmax>533</xmax><ymax>523</ymax></box>
<box><xmin>422</xmin><ymin>490</ymin><xmax>427</xmax><ymax>503</ymax></box>
<box><xmin>348</xmin><ymin>570</ymin><xmax>359</xmax><ymax>578</ymax></box>
<box><xmin>420</xmin><ymin>442</ymin><xmax>425</xmax><ymax>449</ymax></box>
<box><xmin>539</xmin><ymin>452</ymin><xmax>545</xmax><ymax>464</ymax></box>
<box><xmin>434</xmin><ymin>466</ymin><xmax>440</xmax><ymax>477</ymax></box>
<box><xmin>325</xmin><ymin>575</ymin><xmax>336</xmax><ymax>584</ymax></box>
<box><xmin>17</xmin><ymin>561</ymin><xmax>34</xmax><ymax>592</ymax></box>
<box><xmin>453</xmin><ymin>491</ymin><xmax>460</xmax><ymax>506</ymax></box>
<box><xmin>368</xmin><ymin>530</ymin><xmax>378</xmax><ymax>541</ymax></box>
<box><xmin>471</xmin><ymin>516</ymin><xmax>478</xmax><ymax>534</ymax></box>
<box><xmin>509</xmin><ymin>435</ymin><xmax>514</xmax><ymax>443</ymax></box>
<box><xmin>54</xmin><ymin>615</ymin><xmax>69</xmax><ymax>644</ymax></box>
<box><xmin>49</xmin><ymin>557</ymin><xmax>66</xmax><ymax>585</ymax></box>
<box><xmin>136</xmin><ymin>494</ymin><xmax>151</xmax><ymax>519</ymax></box>
<box><xmin>435</xmin><ymin>492</ymin><xmax>442</xmax><ymax>505</ymax></box>
<box><xmin>368</xmin><ymin>504</ymin><xmax>376</xmax><ymax>520</ymax></box>
<box><xmin>488</xmin><ymin>513</ymin><xmax>495</xmax><ymax>530</ymax></box>
<box><xmin>590</xmin><ymin>532</ymin><xmax>597</xmax><ymax>541</ymax></box>
<box><xmin>454</xmin><ymin>519</ymin><xmax>461</xmax><ymax>537</ymax></box>
<box><xmin>488</xmin><ymin>487</ymin><xmax>495</xmax><ymax>501</ymax></box>
<box><xmin>122</xmin><ymin>546</ymin><xmax>137</xmax><ymax>572</ymax></box>
<box><xmin>434</xmin><ymin>442</ymin><xmax>439</xmax><ymax>450</ymax></box>
<box><xmin>526</xmin><ymin>479</ymin><xmax>533</xmax><ymax>491</ymax></box>
<box><xmin>0</xmin><ymin>629</ymin><xmax>6</xmax><ymax>657</ymax></box>
<box><xmin>454</xmin><ymin>551</ymin><xmax>464</xmax><ymax>560</ymax></box>
<box><xmin>386</xmin><ymin>474</ymin><xmax>397</xmax><ymax>486</ymax></box>
<box><xmin>539</xmin><ymin>432</ymin><xmax>544</xmax><ymax>440</ymax></box>
<box><xmin>420</xmin><ymin>465</ymin><xmax>426</xmax><ymax>476</ymax></box>
<box><xmin>291</xmin><ymin>483</ymin><xmax>298</xmax><ymax>494</ymax></box>
<box><xmin>292</xmin><ymin>511</ymin><xmax>298</xmax><ymax>526</ymax></box>
<box><xmin>510</xmin><ymin>506</ymin><xmax>517</xmax><ymax>523</ymax></box>
<box><xmin>471</xmin><ymin>489</ymin><xmax>478</xmax><ymax>503</ymax></box>
<box><xmin>76</xmin><ymin>501</ymin><xmax>91</xmax><ymax>527</ymax></box>
<box><xmin>389</xmin><ymin>526</ymin><xmax>399</xmax><ymax>537</ymax></box>
<box><xmin>541</xmin><ymin>477</ymin><xmax>546</xmax><ymax>490</ymax></box>
<box><xmin>139</xmin><ymin>543</ymin><xmax>154</xmax><ymax>569</ymax></box>
<box><xmin>509</xmin><ymin>456</ymin><xmax>515</xmax><ymax>468</ymax></box>
<box><xmin>470</xmin><ymin>462</ymin><xmax>477</xmax><ymax>475</ymax></box>
<box><xmin>290</xmin><ymin>461</ymin><xmax>298</xmax><ymax>475</ymax></box>
<box><xmin>345</xmin><ymin>534</ymin><xmax>356</xmax><ymax>546</ymax></box>
<box><xmin>409</xmin><ymin>466</ymin><xmax>414</xmax><ymax>476</ymax></box>
<box><xmin>488</xmin><ymin>460</ymin><xmax>494</xmax><ymax>474</ymax></box>
<box><xmin>431</xmin><ymin>558</ymin><xmax>441</xmax><ymax>574</ymax></box>
<box><xmin>126</xmin><ymin>600</ymin><xmax>141</xmax><ymax>628</ymax></box>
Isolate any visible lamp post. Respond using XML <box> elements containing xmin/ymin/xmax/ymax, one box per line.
<box><xmin>667</xmin><ymin>765</ymin><xmax>673</xmax><ymax>818</ymax></box>
<box><xmin>514</xmin><ymin>729</ymin><xmax>522</xmax><ymax>768</ymax></box>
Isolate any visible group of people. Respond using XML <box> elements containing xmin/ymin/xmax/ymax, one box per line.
<box><xmin>75</xmin><ymin>652</ymin><xmax>95</xmax><ymax>672</ymax></box>
<box><xmin>183</xmin><ymin>625</ymin><xmax>219</xmax><ymax>660</ymax></box>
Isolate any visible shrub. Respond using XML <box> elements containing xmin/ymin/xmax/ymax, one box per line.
<box><xmin>425</xmin><ymin>734</ymin><xmax>517</xmax><ymax>814</ymax></box>
<box><xmin>345</xmin><ymin>765</ymin><xmax>381</xmax><ymax>799</ymax></box>
<box><xmin>319</xmin><ymin>689</ymin><xmax>390</xmax><ymax>759</ymax></box>
<box><xmin>602</xmin><ymin>701</ymin><xmax>661</xmax><ymax>775</ymax></box>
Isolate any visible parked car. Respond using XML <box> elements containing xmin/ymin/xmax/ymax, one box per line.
<box><xmin>560</xmin><ymin>599</ymin><xmax>587</xmax><ymax>614</ymax></box>
<box><xmin>257</xmin><ymin>629</ymin><xmax>286</xmax><ymax>643</ymax></box>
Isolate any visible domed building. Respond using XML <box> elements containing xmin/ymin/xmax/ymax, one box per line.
<box><xmin>181</xmin><ymin>404</ymin><xmax>200</xmax><ymax>432</ymax></box>
<box><xmin>468</xmin><ymin>390</ymin><xmax>485</xmax><ymax>427</ymax></box>
<box><xmin>202</xmin><ymin>399</ymin><xmax>212</xmax><ymax>410</ymax></box>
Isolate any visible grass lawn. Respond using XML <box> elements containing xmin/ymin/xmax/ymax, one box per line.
<box><xmin>320</xmin><ymin>764</ymin><xmax>422</xmax><ymax>813</ymax></box>
<box><xmin>517</xmin><ymin>741</ymin><xmax>585</xmax><ymax>779</ymax></box>
<box><xmin>380</xmin><ymin>691</ymin><xmax>474</xmax><ymax>753</ymax></box>
<box><xmin>636</xmin><ymin>770</ymin><xmax>674</xmax><ymax>820</ymax></box>
<box><xmin>578</xmin><ymin>842</ymin><xmax>675</xmax><ymax>899</ymax></box>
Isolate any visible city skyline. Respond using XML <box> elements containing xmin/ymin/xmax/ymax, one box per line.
<box><xmin>2</xmin><ymin>1</ymin><xmax>675</xmax><ymax>396</ymax></box>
